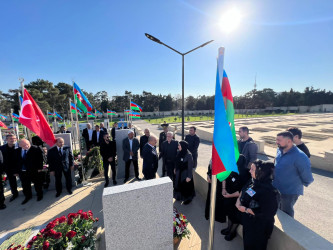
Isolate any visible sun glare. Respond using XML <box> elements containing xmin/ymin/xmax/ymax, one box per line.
<box><xmin>219</xmin><ymin>7</ymin><xmax>242</xmax><ymax>34</ymax></box>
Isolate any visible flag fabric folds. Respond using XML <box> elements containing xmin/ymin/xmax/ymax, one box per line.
<box><xmin>95</xmin><ymin>109</ymin><xmax>103</xmax><ymax>115</ymax></box>
<box><xmin>73</xmin><ymin>82</ymin><xmax>93</xmax><ymax>113</ymax></box>
<box><xmin>129</xmin><ymin>111</ymin><xmax>141</xmax><ymax>119</ymax></box>
<box><xmin>55</xmin><ymin>112</ymin><xmax>63</xmax><ymax>120</ymax></box>
<box><xmin>130</xmin><ymin>101</ymin><xmax>142</xmax><ymax>112</ymax></box>
<box><xmin>0</xmin><ymin>120</ymin><xmax>8</xmax><ymax>129</ymax></box>
<box><xmin>19</xmin><ymin>89</ymin><xmax>56</xmax><ymax>147</ymax></box>
<box><xmin>71</xmin><ymin>103</ymin><xmax>82</xmax><ymax>113</ymax></box>
<box><xmin>124</xmin><ymin>110</ymin><xmax>131</xmax><ymax>113</ymax></box>
<box><xmin>0</xmin><ymin>114</ymin><xmax>7</xmax><ymax>120</ymax></box>
<box><xmin>12</xmin><ymin>113</ymin><xmax>19</xmax><ymax>122</ymax></box>
<box><xmin>107</xmin><ymin>110</ymin><xmax>116</xmax><ymax>115</ymax></box>
<box><xmin>48</xmin><ymin>112</ymin><xmax>55</xmax><ymax>117</ymax></box>
<box><xmin>19</xmin><ymin>95</ymin><xmax>23</xmax><ymax>105</ymax></box>
<box><xmin>87</xmin><ymin>112</ymin><xmax>95</xmax><ymax>118</ymax></box>
<box><xmin>212</xmin><ymin>48</ymin><xmax>239</xmax><ymax>181</ymax></box>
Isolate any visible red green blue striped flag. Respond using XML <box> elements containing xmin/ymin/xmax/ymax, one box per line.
<box><xmin>212</xmin><ymin>47</ymin><xmax>239</xmax><ymax>181</ymax></box>
<box><xmin>73</xmin><ymin>82</ymin><xmax>93</xmax><ymax>113</ymax></box>
<box><xmin>12</xmin><ymin>113</ymin><xmax>19</xmax><ymax>122</ymax></box>
<box><xmin>130</xmin><ymin>101</ymin><xmax>142</xmax><ymax>112</ymax></box>
<box><xmin>129</xmin><ymin>111</ymin><xmax>141</xmax><ymax>119</ymax></box>
<box><xmin>87</xmin><ymin>112</ymin><xmax>95</xmax><ymax>118</ymax></box>
<box><xmin>48</xmin><ymin>112</ymin><xmax>55</xmax><ymax>118</ymax></box>
<box><xmin>95</xmin><ymin>109</ymin><xmax>103</xmax><ymax>115</ymax></box>
<box><xmin>107</xmin><ymin>110</ymin><xmax>117</xmax><ymax>115</ymax></box>
<box><xmin>0</xmin><ymin>114</ymin><xmax>7</xmax><ymax>120</ymax></box>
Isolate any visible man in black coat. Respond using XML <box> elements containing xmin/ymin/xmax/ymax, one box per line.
<box><xmin>142</xmin><ymin>136</ymin><xmax>158</xmax><ymax>180</ymax></box>
<box><xmin>17</xmin><ymin>139</ymin><xmax>44</xmax><ymax>204</ymax></box>
<box><xmin>56</xmin><ymin>126</ymin><xmax>71</xmax><ymax>134</ymax></box>
<box><xmin>100</xmin><ymin>122</ymin><xmax>107</xmax><ymax>133</ymax></box>
<box><xmin>159</xmin><ymin>131</ymin><xmax>178</xmax><ymax>179</ymax></box>
<box><xmin>238</xmin><ymin>126</ymin><xmax>258</xmax><ymax>166</ymax></box>
<box><xmin>100</xmin><ymin>133</ymin><xmax>117</xmax><ymax>187</ymax></box>
<box><xmin>82</xmin><ymin>123</ymin><xmax>93</xmax><ymax>151</ymax></box>
<box><xmin>111</xmin><ymin>122</ymin><xmax>118</xmax><ymax>141</ymax></box>
<box><xmin>185</xmin><ymin>126</ymin><xmax>200</xmax><ymax>169</ymax></box>
<box><xmin>0</xmin><ymin>150</ymin><xmax>5</xmax><ymax>209</ymax></box>
<box><xmin>48</xmin><ymin>138</ymin><xmax>74</xmax><ymax>197</ymax></box>
<box><xmin>0</xmin><ymin>134</ymin><xmax>19</xmax><ymax>202</ymax></box>
<box><xmin>139</xmin><ymin>129</ymin><xmax>150</xmax><ymax>158</ymax></box>
<box><xmin>159</xmin><ymin>124</ymin><xmax>169</xmax><ymax>153</ymax></box>
<box><xmin>122</xmin><ymin>130</ymin><xmax>141</xmax><ymax>183</ymax></box>
<box><xmin>92</xmin><ymin>125</ymin><xmax>104</xmax><ymax>147</ymax></box>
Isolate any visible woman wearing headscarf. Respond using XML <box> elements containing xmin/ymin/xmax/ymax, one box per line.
<box><xmin>236</xmin><ymin>160</ymin><xmax>280</xmax><ymax>250</ymax></box>
<box><xmin>173</xmin><ymin>140</ymin><xmax>195</xmax><ymax>205</ymax></box>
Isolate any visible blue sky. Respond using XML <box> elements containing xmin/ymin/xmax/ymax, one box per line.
<box><xmin>1</xmin><ymin>0</ymin><xmax>332</xmax><ymax>97</ymax></box>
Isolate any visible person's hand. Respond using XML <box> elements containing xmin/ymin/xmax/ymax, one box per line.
<box><xmin>108</xmin><ymin>157</ymin><xmax>113</xmax><ymax>162</ymax></box>
<box><xmin>237</xmin><ymin>205</ymin><xmax>246</xmax><ymax>213</ymax></box>
<box><xmin>70</xmin><ymin>166</ymin><xmax>74</xmax><ymax>171</ymax></box>
<box><xmin>186</xmin><ymin>177</ymin><xmax>191</xmax><ymax>182</ymax></box>
<box><xmin>223</xmin><ymin>192</ymin><xmax>232</xmax><ymax>198</ymax></box>
<box><xmin>50</xmin><ymin>171</ymin><xmax>55</xmax><ymax>176</ymax></box>
<box><xmin>247</xmin><ymin>208</ymin><xmax>255</xmax><ymax>216</ymax></box>
<box><xmin>207</xmin><ymin>176</ymin><xmax>211</xmax><ymax>183</ymax></box>
<box><xmin>222</xmin><ymin>188</ymin><xmax>227</xmax><ymax>196</ymax></box>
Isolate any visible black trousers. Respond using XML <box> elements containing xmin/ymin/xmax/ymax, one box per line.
<box><xmin>192</xmin><ymin>153</ymin><xmax>198</xmax><ymax>169</ymax></box>
<box><xmin>86</xmin><ymin>140</ymin><xmax>93</xmax><ymax>151</ymax></box>
<box><xmin>19</xmin><ymin>171</ymin><xmax>43</xmax><ymax>198</ymax></box>
<box><xmin>55</xmin><ymin>169</ymin><xmax>72</xmax><ymax>194</ymax></box>
<box><xmin>6</xmin><ymin>173</ymin><xmax>18</xmax><ymax>196</ymax></box>
<box><xmin>0</xmin><ymin>178</ymin><xmax>5</xmax><ymax>205</ymax></box>
<box><xmin>163</xmin><ymin>160</ymin><xmax>175</xmax><ymax>180</ymax></box>
<box><xmin>125</xmin><ymin>159</ymin><xmax>139</xmax><ymax>179</ymax></box>
<box><xmin>103</xmin><ymin>160</ymin><xmax>116</xmax><ymax>183</ymax></box>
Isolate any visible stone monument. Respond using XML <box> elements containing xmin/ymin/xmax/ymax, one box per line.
<box><xmin>102</xmin><ymin>177</ymin><xmax>173</xmax><ymax>250</ymax></box>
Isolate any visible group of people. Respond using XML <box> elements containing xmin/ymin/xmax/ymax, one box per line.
<box><xmin>0</xmin><ymin>134</ymin><xmax>74</xmax><ymax>209</ymax></box>
<box><xmin>205</xmin><ymin>126</ymin><xmax>313</xmax><ymax>250</ymax></box>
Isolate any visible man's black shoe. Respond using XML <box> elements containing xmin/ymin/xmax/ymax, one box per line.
<box><xmin>183</xmin><ymin>199</ymin><xmax>192</xmax><ymax>205</ymax></box>
<box><xmin>9</xmin><ymin>194</ymin><xmax>18</xmax><ymax>202</ymax></box>
<box><xmin>104</xmin><ymin>182</ymin><xmax>109</xmax><ymax>188</ymax></box>
<box><xmin>67</xmin><ymin>190</ymin><xmax>73</xmax><ymax>195</ymax></box>
<box><xmin>124</xmin><ymin>178</ymin><xmax>128</xmax><ymax>183</ymax></box>
<box><xmin>113</xmin><ymin>180</ymin><xmax>117</xmax><ymax>185</ymax></box>
<box><xmin>0</xmin><ymin>204</ymin><xmax>6</xmax><ymax>210</ymax></box>
<box><xmin>37</xmin><ymin>196</ymin><xmax>43</xmax><ymax>201</ymax></box>
<box><xmin>21</xmin><ymin>197</ymin><xmax>31</xmax><ymax>205</ymax></box>
<box><xmin>56</xmin><ymin>193</ymin><xmax>61</xmax><ymax>198</ymax></box>
<box><xmin>136</xmin><ymin>177</ymin><xmax>142</xmax><ymax>181</ymax></box>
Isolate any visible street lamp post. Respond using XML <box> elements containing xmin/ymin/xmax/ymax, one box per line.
<box><xmin>145</xmin><ymin>33</ymin><xmax>213</xmax><ymax>140</ymax></box>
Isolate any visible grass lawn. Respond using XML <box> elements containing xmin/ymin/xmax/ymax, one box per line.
<box><xmin>0</xmin><ymin>228</ymin><xmax>32</xmax><ymax>250</ymax></box>
<box><xmin>144</xmin><ymin>113</ymin><xmax>296</xmax><ymax>124</ymax></box>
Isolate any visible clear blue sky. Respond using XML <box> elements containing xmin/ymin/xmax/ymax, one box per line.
<box><xmin>1</xmin><ymin>0</ymin><xmax>332</xmax><ymax>97</ymax></box>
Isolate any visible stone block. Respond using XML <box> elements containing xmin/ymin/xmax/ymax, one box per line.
<box><xmin>103</xmin><ymin>178</ymin><xmax>173</xmax><ymax>250</ymax></box>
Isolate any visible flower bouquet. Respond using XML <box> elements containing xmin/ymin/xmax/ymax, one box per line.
<box><xmin>173</xmin><ymin>208</ymin><xmax>190</xmax><ymax>244</ymax></box>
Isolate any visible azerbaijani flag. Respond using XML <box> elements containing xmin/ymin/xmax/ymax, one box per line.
<box><xmin>130</xmin><ymin>101</ymin><xmax>142</xmax><ymax>112</ymax></box>
<box><xmin>73</xmin><ymin>82</ymin><xmax>93</xmax><ymax>113</ymax></box>
<box><xmin>0</xmin><ymin>114</ymin><xmax>7</xmax><ymax>120</ymax></box>
<box><xmin>55</xmin><ymin>112</ymin><xmax>63</xmax><ymax>120</ymax></box>
<box><xmin>12</xmin><ymin>113</ymin><xmax>19</xmax><ymax>122</ymax></box>
<box><xmin>19</xmin><ymin>95</ymin><xmax>23</xmax><ymax>105</ymax></box>
<box><xmin>124</xmin><ymin>110</ymin><xmax>131</xmax><ymax>113</ymax></box>
<box><xmin>0</xmin><ymin>120</ymin><xmax>8</xmax><ymax>129</ymax></box>
<box><xmin>95</xmin><ymin>109</ymin><xmax>103</xmax><ymax>115</ymax></box>
<box><xmin>87</xmin><ymin>112</ymin><xmax>95</xmax><ymax>118</ymax></box>
<box><xmin>48</xmin><ymin>112</ymin><xmax>55</xmax><ymax>118</ymax></box>
<box><xmin>71</xmin><ymin>102</ymin><xmax>82</xmax><ymax>114</ymax></box>
<box><xmin>107</xmin><ymin>109</ymin><xmax>117</xmax><ymax>115</ymax></box>
<box><xmin>129</xmin><ymin>111</ymin><xmax>141</xmax><ymax>119</ymax></box>
<box><xmin>212</xmin><ymin>47</ymin><xmax>239</xmax><ymax>181</ymax></box>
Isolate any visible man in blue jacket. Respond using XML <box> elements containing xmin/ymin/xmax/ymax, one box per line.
<box><xmin>273</xmin><ymin>131</ymin><xmax>314</xmax><ymax>218</ymax></box>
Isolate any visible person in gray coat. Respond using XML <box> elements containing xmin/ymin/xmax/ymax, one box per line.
<box><xmin>122</xmin><ymin>130</ymin><xmax>141</xmax><ymax>183</ymax></box>
<box><xmin>238</xmin><ymin>127</ymin><xmax>258</xmax><ymax>166</ymax></box>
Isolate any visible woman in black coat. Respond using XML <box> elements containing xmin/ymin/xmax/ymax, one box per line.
<box><xmin>173</xmin><ymin>141</ymin><xmax>195</xmax><ymax>205</ymax></box>
<box><xmin>236</xmin><ymin>160</ymin><xmax>280</xmax><ymax>250</ymax></box>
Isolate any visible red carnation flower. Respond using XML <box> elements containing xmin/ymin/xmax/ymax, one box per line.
<box><xmin>40</xmin><ymin>229</ymin><xmax>46</xmax><ymax>234</ymax></box>
<box><xmin>80</xmin><ymin>212</ymin><xmax>89</xmax><ymax>220</ymax></box>
<box><xmin>46</xmin><ymin>222</ymin><xmax>56</xmax><ymax>230</ymax></box>
<box><xmin>54</xmin><ymin>232</ymin><xmax>62</xmax><ymax>239</ymax></box>
<box><xmin>32</xmin><ymin>236</ymin><xmax>38</xmax><ymax>241</ymax></box>
<box><xmin>66</xmin><ymin>230</ymin><xmax>77</xmax><ymax>239</ymax></box>
<box><xmin>43</xmin><ymin>240</ymin><xmax>50</xmax><ymax>250</ymax></box>
<box><xmin>77</xmin><ymin>209</ymin><xmax>83</xmax><ymax>214</ymax></box>
<box><xmin>68</xmin><ymin>218</ymin><xmax>73</xmax><ymax>225</ymax></box>
<box><xmin>68</xmin><ymin>213</ymin><xmax>77</xmax><ymax>219</ymax></box>
<box><xmin>95</xmin><ymin>217</ymin><xmax>99</xmax><ymax>222</ymax></box>
<box><xmin>26</xmin><ymin>244</ymin><xmax>32</xmax><ymax>249</ymax></box>
<box><xmin>59</xmin><ymin>216</ymin><xmax>67</xmax><ymax>223</ymax></box>
<box><xmin>81</xmin><ymin>235</ymin><xmax>86</xmax><ymax>242</ymax></box>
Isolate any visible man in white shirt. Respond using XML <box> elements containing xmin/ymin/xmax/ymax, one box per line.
<box><xmin>82</xmin><ymin>123</ymin><xmax>94</xmax><ymax>150</ymax></box>
<box><xmin>122</xmin><ymin>130</ymin><xmax>141</xmax><ymax>183</ymax></box>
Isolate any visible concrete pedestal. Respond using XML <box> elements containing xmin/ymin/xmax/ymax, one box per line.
<box><xmin>102</xmin><ymin>178</ymin><xmax>173</xmax><ymax>250</ymax></box>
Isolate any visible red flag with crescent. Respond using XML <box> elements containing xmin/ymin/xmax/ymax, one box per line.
<box><xmin>0</xmin><ymin>120</ymin><xmax>8</xmax><ymax>129</ymax></box>
<box><xmin>19</xmin><ymin>89</ymin><xmax>56</xmax><ymax>146</ymax></box>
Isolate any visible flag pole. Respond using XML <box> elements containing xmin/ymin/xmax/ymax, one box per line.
<box><xmin>69</xmin><ymin>98</ymin><xmax>76</xmax><ymax>151</ymax></box>
<box><xmin>20</xmin><ymin>78</ymin><xmax>31</xmax><ymax>141</ymax></box>
<box><xmin>10</xmin><ymin>108</ymin><xmax>17</xmax><ymax>138</ymax></box>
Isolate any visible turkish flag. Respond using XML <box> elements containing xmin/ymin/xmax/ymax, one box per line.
<box><xmin>0</xmin><ymin>120</ymin><xmax>8</xmax><ymax>129</ymax></box>
<box><xmin>19</xmin><ymin>89</ymin><xmax>56</xmax><ymax>146</ymax></box>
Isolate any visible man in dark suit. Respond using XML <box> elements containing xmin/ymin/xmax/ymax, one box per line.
<box><xmin>0</xmin><ymin>150</ymin><xmax>6</xmax><ymax>209</ymax></box>
<box><xmin>100</xmin><ymin>133</ymin><xmax>117</xmax><ymax>187</ymax></box>
<box><xmin>100</xmin><ymin>123</ymin><xmax>107</xmax><ymax>133</ymax></box>
<box><xmin>139</xmin><ymin>128</ymin><xmax>150</xmax><ymax>158</ymax></box>
<box><xmin>48</xmin><ymin>138</ymin><xmax>74</xmax><ymax>197</ymax></box>
<box><xmin>0</xmin><ymin>134</ymin><xmax>19</xmax><ymax>202</ymax></box>
<box><xmin>82</xmin><ymin>123</ymin><xmax>93</xmax><ymax>150</ymax></box>
<box><xmin>159</xmin><ymin>131</ymin><xmax>178</xmax><ymax>179</ymax></box>
<box><xmin>56</xmin><ymin>126</ymin><xmax>70</xmax><ymax>134</ymax></box>
<box><xmin>159</xmin><ymin>123</ymin><xmax>169</xmax><ymax>153</ymax></box>
<box><xmin>17</xmin><ymin>139</ymin><xmax>44</xmax><ymax>204</ymax></box>
<box><xmin>122</xmin><ymin>130</ymin><xmax>141</xmax><ymax>183</ymax></box>
<box><xmin>142</xmin><ymin>136</ymin><xmax>158</xmax><ymax>180</ymax></box>
<box><xmin>111</xmin><ymin>122</ymin><xmax>118</xmax><ymax>141</ymax></box>
<box><xmin>92</xmin><ymin>125</ymin><xmax>104</xmax><ymax>147</ymax></box>
<box><xmin>185</xmin><ymin>126</ymin><xmax>200</xmax><ymax>169</ymax></box>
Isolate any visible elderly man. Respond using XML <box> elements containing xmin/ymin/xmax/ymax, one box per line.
<box><xmin>17</xmin><ymin>139</ymin><xmax>44</xmax><ymax>204</ymax></box>
<box><xmin>122</xmin><ymin>130</ymin><xmax>141</xmax><ymax>183</ymax></box>
<box><xmin>160</xmin><ymin>131</ymin><xmax>178</xmax><ymax>179</ymax></box>
<box><xmin>185</xmin><ymin>126</ymin><xmax>200</xmax><ymax>169</ymax></box>
<box><xmin>82</xmin><ymin>123</ymin><xmax>93</xmax><ymax>150</ymax></box>
<box><xmin>0</xmin><ymin>134</ymin><xmax>19</xmax><ymax>201</ymax></box>
<box><xmin>142</xmin><ymin>136</ymin><xmax>159</xmax><ymax>180</ymax></box>
<box><xmin>140</xmin><ymin>129</ymin><xmax>150</xmax><ymax>158</ymax></box>
<box><xmin>56</xmin><ymin>126</ymin><xmax>70</xmax><ymax>134</ymax></box>
<box><xmin>100</xmin><ymin>122</ymin><xmax>107</xmax><ymax>133</ymax></box>
<box><xmin>92</xmin><ymin>125</ymin><xmax>104</xmax><ymax>147</ymax></box>
<box><xmin>48</xmin><ymin>138</ymin><xmax>74</xmax><ymax>197</ymax></box>
<box><xmin>273</xmin><ymin>131</ymin><xmax>314</xmax><ymax>217</ymax></box>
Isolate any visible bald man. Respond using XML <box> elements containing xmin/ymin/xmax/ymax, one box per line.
<box><xmin>48</xmin><ymin>138</ymin><xmax>74</xmax><ymax>197</ymax></box>
<box><xmin>17</xmin><ymin>139</ymin><xmax>44</xmax><ymax>204</ymax></box>
<box><xmin>142</xmin><ymin>136</ymin><xmax>158</xmax><ymax>180</ymax></box>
